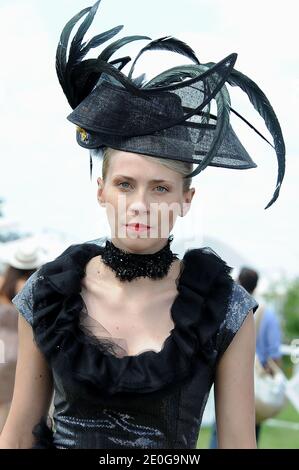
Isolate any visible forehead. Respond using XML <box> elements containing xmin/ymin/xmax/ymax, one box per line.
<box><xmin>108</xmin><ymin>150</ymin><xmax>179</xmax><ymax>182</ymax></box>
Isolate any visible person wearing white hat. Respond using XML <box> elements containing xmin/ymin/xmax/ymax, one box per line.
<box><xmin>0</xmin><ymin>240</ymin><xmax>45</xmax><ymax>302</ymax></box>
<box><xmin>5</xmin><ymin>240</ymin><xmax>47</xmax><ymax>271</ymax></box>
<box><xmin>0</xmin><ymin>240</ymin><xmax>46</xmax><ymax>432</ymax></box>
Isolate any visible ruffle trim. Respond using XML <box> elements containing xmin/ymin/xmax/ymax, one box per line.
<box><xmin>32</xmin><ymin>241</ymin><xmax>234</xmax><ymax>401</ymax></box>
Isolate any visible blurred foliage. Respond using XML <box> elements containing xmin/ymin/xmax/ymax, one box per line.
<box><xmin>198</xmin><ymin>404</ymin><xmax>299</xmax><ymax>449</ymax></box>
<box><xmin>281</xmin><ymin>277</ymin><xmax>299</xmax><ymax>341</ymax></box>
<box><xmin>258</xmin><ymin>275</ymin><xmax>299</xmax><ymax>378</ymax></box>
<box><xmin>262</xmin><ymin>276</ymin><xmax>299</xmax><ymax>343</ymax></box>
<box><xmin>282</xmin><ymin>354</ymin><xmax>294</xmax><ymax>379</ymax></box>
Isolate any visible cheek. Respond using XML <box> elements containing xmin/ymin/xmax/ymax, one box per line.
<box><xmin>154</xmin><ymin>204</ymin><xmax>179</xmax><ymax>226</ymax></box>
<box><xmin>156</xmin><ymin>195</ymin><xmax>182</xmax><ymax>216</ymax></box>
<box><xmin>104</xmin><ymin>191</ymin><xmax>130</xmax><ymax>224</ymax></box>
<box><xmin>102</xmin><ymin>187</ymin><xmax>120</xmax><ymax>206</ymax></box>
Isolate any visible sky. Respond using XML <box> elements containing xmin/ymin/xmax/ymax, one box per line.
<box><xmin>0</xmin><ymin>0</ymin><xmax>298</xmax><ymax>284</ymax></box>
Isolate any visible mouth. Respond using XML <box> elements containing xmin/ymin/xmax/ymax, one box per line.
<box><xmin>125</xmin><ymin>223</ymin><xmax>151</xmax><ymax>231</ymax></box>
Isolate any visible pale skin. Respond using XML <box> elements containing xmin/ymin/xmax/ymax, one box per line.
<box><xmin>0</xmin><ymin>277</ymin><xmax>36</xmax><ymax>433</ymax></box>
<box><xmin>0</xmin><ymin>149</ymin><xmax>256</xmax><ymax>448</ymax></box>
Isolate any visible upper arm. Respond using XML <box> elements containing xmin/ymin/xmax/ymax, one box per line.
<box><xmin>213</xmin><ymin>282</ymin><xmax>259</xmax><ymax>449</ymax></box>
<box><xmin>0</xmin><ymin>272</ymin><xmax>54</xmax><ymax>449</ymax></box>
<box><xmin>214</xmin><ymin>309</ymin><xmax>256</xmax><ymax>448</ymax></box>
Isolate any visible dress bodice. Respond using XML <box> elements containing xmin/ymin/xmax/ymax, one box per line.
<box><xmin>12</xmin><ymin>237</ymin><xmax>259</xmax><ymax>449</ymax></box>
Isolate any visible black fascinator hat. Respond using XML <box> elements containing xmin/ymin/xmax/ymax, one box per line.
<box><xmin>56</xmin><ymin>0</ymin><xmax>285</xmax><ymax>209</ymax></box>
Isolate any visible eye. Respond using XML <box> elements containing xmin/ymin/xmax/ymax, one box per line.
<box><xmin>118</xmin><ymin>181</ymin><xmax>132</xmax><ymax>190</ymax></box>
<box><xmin>117</xmin><ymin>182</ymin><xmax>169</xmax><ymax>193</ymax></box>
<box><xmin>156</xmin><ymin>186</ymin><xmax>169</xmax><ymax>193</ymax></box>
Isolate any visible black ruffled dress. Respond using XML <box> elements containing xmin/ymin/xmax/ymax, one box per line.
<box><xmin>12</xmin><ymin>238</ymin><xmax>259</xmax><ymax>449</ymax></box>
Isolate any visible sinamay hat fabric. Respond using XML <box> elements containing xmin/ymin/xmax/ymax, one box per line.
<box><xmin>56</xmin><ymin>0</ymin><xmax>286</xmax><ymax>209</ymax></box>
<box><xmin>69</xmin><ymin>80</ymin><xmax>256</xmax><ymax>169</ymax></box>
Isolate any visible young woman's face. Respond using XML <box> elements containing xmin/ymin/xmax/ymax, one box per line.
<box><xmin>97</xmin><ymin>150</ymin><xmax>195</xmax><ymax>251</ymax></box>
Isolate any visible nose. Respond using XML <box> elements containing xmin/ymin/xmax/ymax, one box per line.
<box><xmin>127</xmin><ymin>188</ymin><xmax>150</xmax><ymax>215</ymax></box>
<box><xmin>128</xmin><ymin>200</ymin><xmax>149</xmax><ymax>215</ymax></box>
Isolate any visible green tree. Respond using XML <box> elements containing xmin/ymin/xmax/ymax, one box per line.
<box><xmin>282</xmin><ymin>277</ymin><xmax>299</xmax><ymax>341</ymax></box>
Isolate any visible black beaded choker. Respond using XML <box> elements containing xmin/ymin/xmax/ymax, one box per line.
<box><xmin>101</xmin><ymin>235</ymin><xmax>179</xmax><ymax>282</ymax></box>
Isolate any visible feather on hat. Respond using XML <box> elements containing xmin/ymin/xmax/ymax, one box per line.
<box><xmin>56</xmin><ymin>0</ymin><xmax>285</xmax><ymax>209</ymax></box>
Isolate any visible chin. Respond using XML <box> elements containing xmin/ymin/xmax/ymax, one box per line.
<box><xmin>113</xmin><ymin>232</ymin><xmax>168</xmax><ymax>253</ymax></box>
<box><xmin>121</xmin><ymin>235</ymin><xmax>156</xmax><ymax>245</ymax></box>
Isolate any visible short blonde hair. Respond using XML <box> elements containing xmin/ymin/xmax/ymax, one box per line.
<box><xmin>95</xmin><ymin>147</ymin><xmax>193</xmax><ymax>193</ymax></box>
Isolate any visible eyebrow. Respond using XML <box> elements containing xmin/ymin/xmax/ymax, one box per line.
<box><xmin>112</xmin><ymin>175</ymin><xmax>173</xmax><ymax>184</ymax></box>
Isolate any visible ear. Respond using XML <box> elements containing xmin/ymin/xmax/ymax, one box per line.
<box><xmin>180</xmin><ymin>187</ymin><xmax>196</xmax><ymax>217</ymax></box>
<box><xmin>97</xmin><ymin>177</ymin><xmax>105</xmax><ymax>207</ymax></box>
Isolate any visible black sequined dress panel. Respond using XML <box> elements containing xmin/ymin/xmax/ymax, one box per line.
<box><xmin>51</xmin><ymin>360</ymin><xmax>213</xmax><ymax>449</ymax></box>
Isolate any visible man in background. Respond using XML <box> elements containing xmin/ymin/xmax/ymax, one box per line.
<box><xmin>239</xmin><ymin>267</ymin><xmax>283</xmax><ymax>443</ymax></box>
<box><xmin>209</xmin><ymin>266</ymin><xmax>283</xmax><ymax>447</ymax></box>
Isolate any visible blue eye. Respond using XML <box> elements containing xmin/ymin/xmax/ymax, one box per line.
<box><xmin>117</xmin><ymin>182</ymin><xmax>169</xmax><ymax>193</ymax></box>
<box><xmin>156</xmin><ymin>186</ymin><xmax>168</xmax><ymax>193</ymax></box>
<box><xmin>118</xmin><ymin>182</ymin><xmax>131</xmax><ymax>189</ymax></box>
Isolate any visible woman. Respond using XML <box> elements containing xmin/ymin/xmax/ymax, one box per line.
<box><xmin>0</xmin><ymin>0</ymin><xmax>285</xmax><ymax>449</ymax></box>
<box><xmin>0</xmin><ymin>241</ymin><xmax>45</xmax><ymax>432</ymax></box>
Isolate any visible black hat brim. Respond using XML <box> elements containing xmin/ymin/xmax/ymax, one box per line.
<box><xmin>75</xmin><ymin>123</ymin><xmax>257</xmax><ymax>170</ymax></box>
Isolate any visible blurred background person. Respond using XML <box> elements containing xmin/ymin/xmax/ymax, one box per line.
<box><xmin>209</xmin><ymin>266</ymin><xmax>283</xmax><ymax>448</ymax></box>
<box><xmin>239</xmin><ymin>267</ymin><xmax>283</xmax><ymax>444</ymax></box>
<box><xmin>0</xmin><ymin>240</ymin><xmax>45</xmax><ymax>432</ymax></box>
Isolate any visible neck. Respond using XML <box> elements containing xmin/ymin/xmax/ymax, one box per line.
<box><xmin>99</xmin><ymin>255</ymin><xmax>182</xmax><ymax>294</ymax></box>
<box><xmin>110</xmin><ymin>237</ymin><xmax>170</xmax><ymax>255</ymax></box>
<box><xmin>100</xmin><ymin>234</ymin><xmax>179</xmax><ymax>284</ymax></box>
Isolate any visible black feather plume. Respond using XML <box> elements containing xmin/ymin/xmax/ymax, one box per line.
<box><xmin>71</xmin><ymin>58</ymin><xmax>142</xmax><ymax>99</ymax></box>
<box><xmin>90</xmin><ymin>154</ymin><xmax>93</xmax><ymax>181</ymax></box>
<box><xmin>145</xmin><ymin>61</ymin><xmax>231</xmax><ymax>177</ymax></box>
<box><xmin>79</xmin><ymin>26</ymin><xmax>124</xmax><ymax>60</ymax></box>
<box><xmin>56</xmin><ymin>6</ymin><xmax>90</xmax><ymax>107</ymax></box>
<box><xmin>132</xmin><ymin>73</ymin><xmax>147</xmax><ymax>87</ymax></box>
<box><xmin>225</xmin><ymin>68</ymin><xmax>285</xmax><ymax>209</ymax></box>
<box><xmin>128</xmin><ymin>36</ymin><xmax>200</xmax><ymax>79</ymax></box>
<box><xmin>56</xmin><ymin>0</ymin><xmax>128</xmax><ymax>109</ymax></box>
<box><xmin>98</xmin><ymin>35</ymin><xmax>151</xmax><ymax>63</ymax></box>
<box><xmin>144</xmin><ymin>65</ymin><xmax>200</xmax><ymax>88</ymax></box>
<box><xmin>67</xmin><ymin>0</ymin><xmax>102</xmax><ymax>65</ymax></box>
<box><xmin>109</xmin><ymin>56</ymin><xmax>132</xmax><ymax>71</ymax></box>
<box><xmin>57</xmin><ymin>2</ymin><xmax>285</xmax><ymax>209</ymax></box>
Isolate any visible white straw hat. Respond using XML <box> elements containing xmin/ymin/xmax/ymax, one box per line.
<box><xmin>7</xmin><ymin>240</ymin><xmax>47</xmax><ymax>270</ymax></box>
